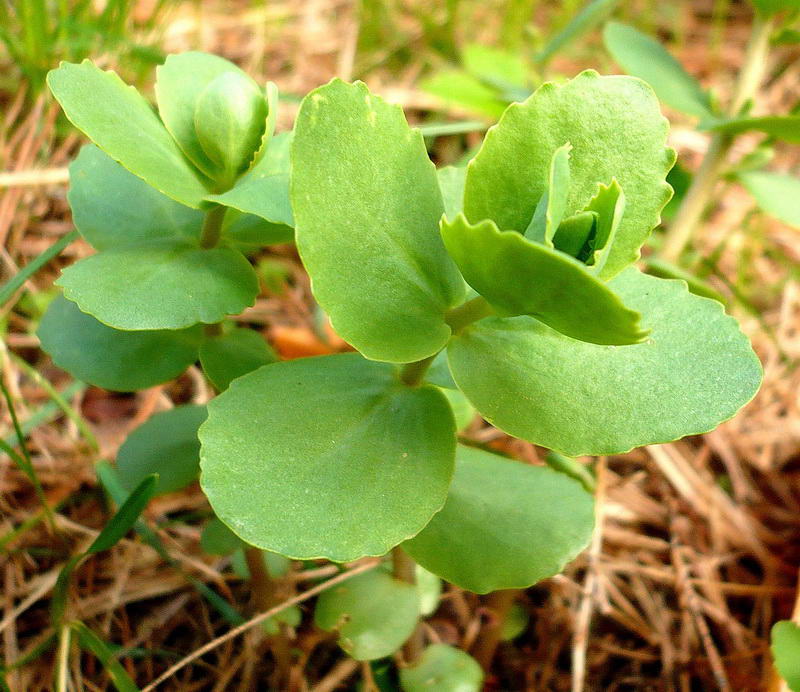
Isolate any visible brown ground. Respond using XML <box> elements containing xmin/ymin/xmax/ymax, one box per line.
<box><xmin>1</xmin><ymin>1</ymin><xmax>799</xmax><ymax>690</ymax></box>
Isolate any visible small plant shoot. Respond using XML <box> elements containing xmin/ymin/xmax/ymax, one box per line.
<box><xmin>40</xmin><ymin>49</ymin><xmax>762</xmax><ymax>683</ymax></box>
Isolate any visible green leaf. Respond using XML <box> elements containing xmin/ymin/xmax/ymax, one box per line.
<box><xmin>502</xmin><ymin>603</ymin><xmax>529</xmax><ymax>641</ymax></box>
<box><xmin>68</xmin><ymin>145</ymin><xmax>203</xmax><ymax>251</ymax></box>
<box><xmin>750</xmin><ymin>0</ymin><xmax>800</xmax><ymax>15</ymax></box>
<box><xmin>224</xmin><ymin>212</ymin><xmax>294</xmax><ymax>250</ymax></box>
<box><xmin>421</xmin><ymin>71</ymin><xmax>508</xmax><ymax>120</ymax></box>
<box><xmin>199</xmin><ymin>353</ymin><xmax>456</xmax><ymax>561</ymax></box>
<box><xmin>56</xmin><ymin>241</ymin><xmax>258</xmax><ymax>330</ymax></box>
<box><xmin>88</xmin><ymin>474</ymin><xmax>158</xmax><ymax>554</ymax></box>
<box><xmin>47</xmin><ymin>60</ymin><xmax>209</xmax><ymax>208</ymax></box>
<box><xmin>116</xmin><ymin>405</ymin><xmax>206</xmax><ymax>496</ymax></box>
<box><xmin>416</xmin><ymin>565</ymin><xmax>442</xmax><ymax>617</ymax></box>
<box><xmin>463</xmin><ymin>44</ymin><xmax>527</xmax><ymax>89</ymax></box>
<box><xmin>581</xmin><ymin>179</ymin><xmax>625</xmax><ymax>274</ymax></box>
<box><xmin>738</xmin><ymin>170</ymin><xmax>800</xmax><ymax>228</ymax></box>
<box><xmin>552</xmin><ymin>211</ymin><xmax>596</xmax><ymax>258</ymax></box>
<box><xmin>314</xmin><ymin>570</ymin><xmax>420</xmax><ymax>660</ymax></box>
<box><xmin>772</xmin><ymin>621</ymin><xmax>800</xmax><ymax>691</ymax></box>
<box><xmin>199</xmin><ymin>328</ymin><xmax>276</xmax><ymax>390</ymax></box>
<box><xmin>447</xmin><ymin>269</ymin><xmax>762</xmax><ymax>456</ymax></box>
<box><xmin>207</xmin><ymin>132</ymin><xmax>294</xmax><ymax>228</ymax></box>
<box><xmin>38</xmin><ymin>294</ymin><xmax>201</xmax><ymax>392</ymax></box>
<box><xmin>200</xmin><ymin>516</ymin><xmax>243</xmax><ymax>555</ymax></box>
<box><xmin>69</xmin><ymin>622</ymin><xmax>140</xmax><ymax>692</ymax></box>
<box><xmin>399</xmin><ymin>644</ymin><xmax>483</xmax><ymax>692</ymax></box>
<box><xmin>702</xmin><ymin>115</ymin><xmax>800</xmax><ymax>144</ymax></box>
<box><xmin>603</xmin><ymin>22</ymin><xmax>714</xmax><ymax>120</ymax></box>
<box><xmin>535</xmin><ymin>0</ymin><xmax>620</xmax><ymax>65</ymax></box>
<box><xmin>440</xmin><ymin>214</ymin><xmax>647</xmax><ymax>345</ymax></box>
<box><xmin>441</xmin><ymin>388</ymin><xmax>475</xmax><ymax>431</ymax></box>
<box><xmin>464</xmin><ymin>70</ymin><xmax>675</xmax><ymax>279</ymax></box>
<box><xmin>437</xmin><ymin>166</ymin><xmax>467</xmax><ymax>220</ymax></box>
<box><xmin>292</xmin><ymin>80</ymin><xmax>465</xmax><ymax>363</ymax></box>
<box><xmin>524</xmin><ymin>143</ymin><xmax>572</xmax><ymax>246</ymax></box>
<box><xmin>404</xmin><ymin>445</ymin><xmax>594</xmax><ymax>593</ymax></box>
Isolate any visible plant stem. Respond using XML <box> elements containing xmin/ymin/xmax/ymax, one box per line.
<box><xmin>199</xmin><ymin>204</ymin><xmax>227</xmax><ymax>249</ymax></box>
<box><xmin>392</xmin><ymin>547</ymin><xmax>424</xmax><ymax>664</ymax></box>
<box><xmin>399</xmin><ymin>354</ymin><xmax>436</xmax><ymax>387</ymax></box>
<box><xmin>660</xmin><ymin>13</ymin><xmax>775</xmax><ymax>263</ymax></box>
<box><xmin>444</xmin><ymin>296</ymin><xmax>493</xmax><ymax>333</ymax></box>
<box><xmin>55</xmin><ymin>623</ymin><xmax>70</xmax><ymax>692</ymax></box>
<box><xmin>472</xmin><ymin>588</ymin><xmax>519</xmax><ymax>671</ymax></box>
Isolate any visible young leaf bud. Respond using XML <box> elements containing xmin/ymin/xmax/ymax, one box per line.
<box><xmin>194</xmin><ymin>71</ymin><xmax>268</xmax><ymax>188</ymax></box>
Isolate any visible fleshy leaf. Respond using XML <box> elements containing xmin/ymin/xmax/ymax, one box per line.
<box><xmin>582</xmin><ymin>179</ymin><xmax>625</xmax><ymax>274</ymax></box>
<box><xmin>314</xmin><ymin>570</ymin><xmax>420</xmax><ymax>661</ymax></box>
<box><xmin>47</xmin><ymin>60</ymin><xmax>209</xmax><ymax>208</ymax></box>
<box><xmin>200</xmin><ymin>517</ymin><xmax>243</xmax><ymax>556</ymax></box>
<box><xmin>552</xmin><ymin>211</ymin><xmax>597</xmax><ymax>258</ymax></box>
<box><xmin>524</xmin><ymin>142</ymin><xmax>572</xmax><ymax>246</ymax></box>
<box><xmin>37</xmin><ymin>294</ymin><xmax>201</xmax><ymax>392</ymax></box>
<box><xmin>603</xmin><ymin>22</ymin><xmax>714</xmax><ymax>120</ymax></box>
<box><xmin>437</xmin><ymin>166</ymin><xmax>467</xmax><ymax>220</ymax></box>
<box><xmin>440</xmin><ymin>214</ymin><xmax>647</xmax><ymax>345</ymax></box>
<box><xmin>448</xmin><ymin>269</ymin><xmax>762</xmax><ymax>456</ymax></box>
<box><xmin>224</xmin><ymin>212</ymin><xmax>294</xmax><ymax>250</ymax></box>
<box><xmin>738</xmin><ymin>170</ymin><xmax>800</xmax><ymax>228</ymax></box>
<box><xmin>207</xmin><ymin>131</ymin><xmax>294</xmax><ymax>228</ymax></box>
<box><xmin>68</xmin><ymin>144</ymin><xmax>203</xmax><ymax>251</ymax></box>
<box><xmin>199</xmin><ymin>353</ymin><xmax>456</xmax><ymax>561</ymax></box>
<box><xmin>702</xmin><ymin>115</ymin><xmax>800</xmax><ymax>144</ymax></box>
<box><xmin>56</xmin><ymin>241</ymin><xmax>258</xmax><ymax>330</ymax></box>
<box><xmin>403</xmin><ymin>445</ymin><xmax>594</xmax><ymax>593</ymax></box>
<box><xmin>199</xmin><ymin>328</ymin><xmax>277</xmax><ymax>390</ymax></box>
<box><xmin>399</xmin><ymin>644</ymin><xmax>484</xmax><ymax>692</ymax></box>
<box><xmin>771</xmin><ymin>621</ymin><xmax>800</xmax><ymax>691</ymax></box>
<box><xmin>463</xmin><ymin>70</ymin><xmax>674</xmax><ymax>279</ymax></box>
<box><xmin>155</xmin><ymin>52</ymin><xmax>257</xmax><ymax>179</ymax></box>
<box><xmin>117</xmin><ymin>405</ymin><xmax>207</xmax><ymax>496</ymax></box>
<box><xmin>416</xmin><ymin>566</ymin><xmax>442</xmax><ymax>616</ymax></box>
<box><xmin>291</xmin><ymin>79</ymin><xmax>465</xmax><ymax>363</ymax></box>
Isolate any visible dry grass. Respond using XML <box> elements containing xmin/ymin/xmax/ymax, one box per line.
<box><xmin>1</xmin><ymin>0</ymin><xmax>799</xmax><ymax>690</ymax></box>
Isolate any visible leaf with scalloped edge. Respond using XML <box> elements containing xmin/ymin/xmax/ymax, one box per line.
<box><xmin>403</xmin><ymin>445</ymin><xmax>594</xmax><ymax>593</ymax></box>
<box><xmin>199</xmin><ymin>328</ymin><xmax>277</xmax><ymax>390</ymax></box>
<box><xmin>291</xmin><ymin>79</ymin><xmax>465</xmax><ymax>363</ymax></box>
<box><xmin>524</xmin><ymin>142</ymin><xmax>572</xmax><ymax>246</ymax></box>
<box><xmin>199</xmin><ymin>353</ymin><xmax>456</xmax><ymax>561</ymax></box>
<box><xmin>440</xmin><ymin>214</ymin><xmax>647</xmax><ymax>345</ymax></box>
<box><xmin>583</xmin><ymin>179</ymin><xmax>625</xmax><ymax>274</ymax></box>
<box><xmin>464</xmin><ymin>70</ymin><xmax>674</xmax><ymax>279</ymax></box>
<box><xmin>56</xmin><ymin>240</ymin><xmax>258</xmax><ymax>330</ymax></box>
<box><xmin>448</xmin><ymin>268</ymin><xmax>762</xmax><ymax>456</ymax></box>
<box><xmin>47</xmin><ymin>60</ymin><xmax>209</xmax><ymax>208</ymax></box>
<box><xmin>437</xmin><ymin>166</ymin><xmax>467</xmax><ymax>220</ymax></box>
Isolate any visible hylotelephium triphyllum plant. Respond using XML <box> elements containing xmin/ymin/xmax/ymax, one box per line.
<box><xmin>41</xmin><ymin>53</ymin><xmax>761</xmax><ymax>654</ymax></box>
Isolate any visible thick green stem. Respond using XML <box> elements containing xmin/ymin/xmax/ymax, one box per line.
<box><xmin>392</xmin><ymin>547</ymin><xmax>424</xmax><ymax>664</ymax></box>
<box><xmin>471</xmin><ymin>589</ymin><xmax>520</xmax><ymax>671</ymax></box>
<box><xmin>399</xmin><ymin>355</ymin><xmax>436</xmax><ymax>387</ymax></box>
<box><xmin>199</xmin><ymin>204</ymin><xmax>227</xmax><ymax>249</ymax></box>
<box><xmin>444</xmin><ymin>296</ymin><xmax>493</xmax><ymax>334</ymax></box>
<box><xmin>661</xmin><ymin>13</ymin><xmax>775</xmax><ymax>263</ymax></box>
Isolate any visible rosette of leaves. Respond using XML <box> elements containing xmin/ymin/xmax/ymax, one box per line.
<box><xmin>199</xmin><ymin>72</ymin><xmax>762</xmax><ymax>598</ymax></box>
<box><xmin>38</xmin><ymin>53</ymin><xmax>287</xmax><ymax>392</ymax></box>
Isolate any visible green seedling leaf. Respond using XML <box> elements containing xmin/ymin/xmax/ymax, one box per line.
<box><xmin>156</xmin><ymin>52</ymin><xmax>267</xmax><ymax>185</ymax></box>
<box><xmin>291</xmin><ymin>79</ymin><xmax>465</xmax><ymax>362</ymax></box>
<box><xmin>69</xmin><ymin>622</ymin><xmax>140</xmax><ymax>692</ymax></box>
<box><xmin>749</xmin><ymin>0</ymin><xmax>800</xmax><ymax>15</ymax></box>
<box><xmin>535</xmin><ymin>0</ymin><xmax>620</xmax><ymax>66</ymax></box>
<box><xmin>314</xmin><ymin>570</ymin><xmax>420</xmax><ymax>660</ymax></box>
<box><xmin>448</xmin><ymin>269</ymin><xmax>762</xmax><ymax>456</ymax></box>
<box><xmin>404</xmin><ymin>445</ymin><xmax>594</xmax><ymax>593</ymax></box>
<box><xmin>582</xmin><ymin>179</ymin><xmax>625</xmax><ymax>274</ymax></box>
<box><xmin>544</xmin><ymin>451</ymin><xmax>596</xmax><ymax>493</ymax></box>
<box><xmin>88</xmin><ymin>474</ymin><xmax>158</xmax><ymax>554</ymax></box>
<box><xmin>208</xmin><ymin>132</ymin><xmax>294</xmax><ymax>229</ymax></box>
<box><xmin>262</xmin><ymin>604</ymin><xmax>302</xmax><ymax>636</ymax></box>
<box><xmin>702</xmin><ymin>115</ymin><xmax>800</xmax><ymax>144</ymax></box>
<box><xmin>738</xmin><ymin>170</ymin><xmax>800</xmax><ymax>228</ymax></box>
<box><xmin>502</xmin><ymin>603</ymin><xmax>530</xmax><ymax>641</ymax></box>
<box><xmin>421</xmin><ymin>70</ymin><xmax>508</xmax><ymax>120</ymax></box>
<box><xmin>463</xmin><ymin>44</ymin><xmax>527</xmax><ymax>90</ymax></box>
<box><xmin>416</xmin><ymin>565</ymin><xmax>442</xmax><ymax>616</ymax></box>
<box><xmin>464</xmin><ymin>70</ymin><xmax>675</xmax><ymax>279</ymax></box>
<box><xmin>38</xmin><ymin>295</ymin><xmax>202</xmax><ymax>392</ymax></box>
<box><xmin>224</xmin><ymin>213</ymin><xmax>294</xmax><ymax>250</ymax></box>
<box><xmin>771</xmin><ymin>620</ymin><xmax>800</xmax><ymax>691</ymax></box>
<box><xmin>199</xmin><ymin>353</ymin><xmax>456</xmax><ymax>561</ymax></box>
<box><xmin>117</xmin><ymin>406</ymin><xmax>206</xmax><ymax>496</ymax></box>
<box><xmin>440</xmin><ymin>214</ymin><xmax>647</xmax><ymax>345</ymax></box>
<box><xmin>524</xmin><ymin>143</ymin><xmax>572</xmax><ymax>246</ymax></box>
<box><xmin>194</xmin><ymin>71</ymin><xmax>268</xmax><ymax>186</ymax></box>
<box><xmin>200</xmin><ymin>516</ymin><xmax>243</xmax><ymax>555</ymax></box>
<box><xmin>199</xmin><ymin>328</ymin><xmax>276</xmax><ymax>390</ymax></box>
<box><xmin>441</xmin><ymin>388</ymin><xmax>475</xmax><ymax>431</ymax></box>
<box><xmin>47</xmin><ymin>60</ymin><xmax>209</xmax><ymax>208</ymax></box>
<box><xmin>69</xmin><ymin>145</ymin><xmax>203</xmax><ymax>251</ymax></box>
<box><xmin>603</xmin><ymin>22</ymin><xmax>714</xmax><ymax>120</ymax></box>
<box><xmin>552</xmin><ymin>211</ymin><xmax>597</xmax><ymax>258</ymax></box>
<box><xmin>438</xmin><ymin>166</ymin><xmax>467</xmax><ymax>220</ymax></box>
<box><xmin>56</xmin><ymin>241</ymin><xmax>258</xmax><ymax>330</ymax></box>
<box><xmin>426</xmin><ymin>350</ymin><xmax>457</xmax><ymax>389</ymax></box>
<box><xmin>399</xmin><ymin>644</ymin><xmax>483</xmax><ymax>692</ymax></box>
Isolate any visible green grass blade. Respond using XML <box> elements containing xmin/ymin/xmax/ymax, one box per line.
<box><xmin>87</xmin><ymin>474</ymin><xmax>157</xmax><ymax>554</ymax></box>
<box><xmin>70</xmin><ymin>621</ymin><xmax>140</xmax><ymax>692</ymax></box>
